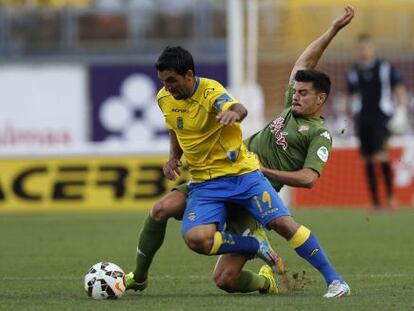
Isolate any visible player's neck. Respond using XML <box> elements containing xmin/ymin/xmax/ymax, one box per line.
<box><xmin>306</xmin><ymin>111</ymin><xmax>321</xmax><ymax>119</ymax></box>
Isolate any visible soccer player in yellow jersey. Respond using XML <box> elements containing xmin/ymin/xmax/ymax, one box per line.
<box><xmin>127</xmin><ymin>6</ymin><xmax>354</xmax><ymax>298</ymax></box>
<box><xmin>155</xmin><ymin>46</ymin><xmax>286</xmax><ymax>268</ymax></box>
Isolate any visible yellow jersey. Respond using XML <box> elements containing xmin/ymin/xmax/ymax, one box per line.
<box><xmin>157</xmin><ymin>77</ymin><xmax>259</xmax><ymax>182</ymax></box>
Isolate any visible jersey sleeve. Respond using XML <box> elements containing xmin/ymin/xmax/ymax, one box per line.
<box><xmin>284</xmin><ymin>83</ymin><xmax>294</xmax><ymax>109</ymax></box>
<box><xmin>302</xmin><ymin>129</ymin><xmax>332</xmax><ymax>175</ymax></box>
<box><xmin>206</xmin><ymin>82</ymin><xmax>239</xmax><ymax>113</ymax></box>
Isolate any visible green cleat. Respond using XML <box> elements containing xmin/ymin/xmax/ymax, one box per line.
<box><xmin>258</xmin><ymin>265</ymin><xmax>278</xmax><ymax>294</ymax></box>
<box><xmin>125</xmin><ymin>272</ymin><xmax>148</xmax><ymax>292</ymax></box>
<box><xmin>250</xmin><ymin>226</ymin><xmax>269</xmax><ymax>244</ymax></box>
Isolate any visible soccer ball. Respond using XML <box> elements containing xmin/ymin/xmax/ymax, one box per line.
<box><xmin>84</xmin><ymin>262</ymin><xmax>126</xmax><ymax>300</ymax></box>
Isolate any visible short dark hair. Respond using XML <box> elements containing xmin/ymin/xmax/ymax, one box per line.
<box><xmin>155</xmin><ymin>46</ymin><xmax>195</xmax><ymax>76</ymax></box>
<box><xmin>294</xmin><ymin>69</ymin><xmax>331</xmax><ymax>97</ymax></box>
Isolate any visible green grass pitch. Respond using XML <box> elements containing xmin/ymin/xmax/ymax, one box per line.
<box><xmin>0</xmin><ymin>208</ymin><xmax>413</xmax><ymax>311</ymax></box>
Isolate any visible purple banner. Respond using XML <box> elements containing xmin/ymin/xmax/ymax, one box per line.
<box><xmin>89</xmin><ymin>64</ymin><xmax>227</xmax><ymax>142</ymax></box>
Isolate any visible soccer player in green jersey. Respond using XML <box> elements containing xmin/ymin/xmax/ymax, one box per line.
<box><xmin>126</xmin><ymin>6</ymin><xmax>354</xmax><ymax>298</ymax></box>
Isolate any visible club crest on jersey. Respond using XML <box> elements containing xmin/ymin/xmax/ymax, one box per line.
<box><xmin>176</xmin><ymin>116</ymin><xmax>184</xmax><ymax>129</ymax></box>
<box><xmin>269</xmin><ymin>117</ymin><xmax>288</xmax><ymax>150</ymax></box>
<box><xmin>317</xmin><ymin>146</ymin><xmax>329</xmax><ymax>162</ymax></box>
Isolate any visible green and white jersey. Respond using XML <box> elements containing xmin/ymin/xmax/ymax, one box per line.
<box><xmin>244</xmin><ymin>83</ymin><xmax>332</xmax><ymax>191</ymax></box>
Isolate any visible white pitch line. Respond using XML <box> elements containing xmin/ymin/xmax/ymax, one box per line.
<box><xmin>1</xmin><ymin>273</ymin><xmax>413</xmax><ymax>281</ymax></box>
<box><xmin>357</xmin><ymin>273</ymin><xmax>414</xmax><ymax>278</ymax></box>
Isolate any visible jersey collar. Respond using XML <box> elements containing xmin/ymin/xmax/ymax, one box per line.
<box><xmin>191</xmin><ymin>76</ymin><xmax>200</xmax><ymax>97</ymax></box>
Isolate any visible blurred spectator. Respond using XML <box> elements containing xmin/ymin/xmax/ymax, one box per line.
<box><xmin>0</xmin><ymin>0</ymin><xmax>92</xmax><ymax>7</ymax></box>
<box><xmin>156</xmin><ymin>0</ymin><xmax>195</xmax><ymax>38</ymax></box>
<box><xmin>78</xmin><ymin>12</ymin><xmax>127</xmax><ymax>44</ymax></box>
<box><xmin>40</xmin><ymin>0</ymin><xmax>92</xmax><ymax>7</ymax></box>
<box><xmin>8</xmin><ymin>9</ymin><xmax>61</xmax><ymax>52</ymax></box>
<box><xmin>125</xmin><ymin>0</ymin><xmax>156</xmax><ymax>38</ymax></box>
<box><xmin>0</xmin><ymin>0</ymin><xmax>224</xmax><ymax>57</ymax></box>
<box><xmin>345</xmin><ymin>33</ymin><xmax>409</xmax><ymax>212</ymax></box>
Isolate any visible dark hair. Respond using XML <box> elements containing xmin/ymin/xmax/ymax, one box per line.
<box><xmin>155</xmin><ymin>46</ymin><xmax>195</xmax><ymax>76</ymax></box>
<box><xmin>294</xmin><ymin>69</ymin><xmax>331</xmax><ymax>97</ymax></box>
<box><xmin>357</xmin><ymin>33</ymin><xmax>372</xmax><ymax>43</ymax></box>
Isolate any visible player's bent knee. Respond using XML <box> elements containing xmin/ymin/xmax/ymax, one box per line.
<box><xmin>150</xmin><ymin>200</ymin><xmax>171</xmax><ymax>222</ymax></box>
<box><xmin>183</xmin><ymin>231</ymin><xmax>213</xmax><ymax>255</ymax></box>
<box><xmin>213</xmin><ymin>269</ymin><xmax>238</xmax><ymax>292</ymax></box>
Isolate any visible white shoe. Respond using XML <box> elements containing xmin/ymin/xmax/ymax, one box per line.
<box><xmin>323</xmin><ymin>280</ymin><xmax>351</xmax><ymax>298</ymax></box>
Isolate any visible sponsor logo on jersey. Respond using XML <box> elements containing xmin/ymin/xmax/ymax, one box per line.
<box><xmin>171</xmin><ymin>108</ymin><xmax>189</xmax><ymax>113</ymax></box>
<box><xmin>317</xmin><ymin>146</ymin><xmax>329</xmax><ymax>162</ymax></box>
<box><xmin>298</xmin><ymin>125</ymin><xmax>309</xmax><ymax>132</ymax></box>
<box><xmin>320</xmin><ymin>131</ymin><xmax>331</xmax><ymax>141</ymax></box>
<box><xmin>269</xmin><ymin>117</ymin><xmax>288</xmax><ymax>150</ymax></box>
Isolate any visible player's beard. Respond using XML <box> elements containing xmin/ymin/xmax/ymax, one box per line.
<box><xmin>172</xmin><ymin>93</ymin><xmax>187</xmax><ymax>100</ymax></box>
<box><xmin>292</xmin><ymin>109</ymin><xmax>304</xmax><ymax>117</ymax></box>
<box><xmin>170</xmin><ymin>88</ymin><xmax>190</xmax><ymax>100</ymax></box>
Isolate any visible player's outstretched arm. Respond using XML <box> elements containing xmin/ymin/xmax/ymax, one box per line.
<box><xmin>289</xmin><ymin>5</ymin><xmax>354</xmax><ymax>81</ymax></box>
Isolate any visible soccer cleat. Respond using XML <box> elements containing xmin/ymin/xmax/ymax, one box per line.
<box><xmin>252</xmin><ymin>226</ymin><xmax>292</xmax><ymax>290</ymax></box>
<box><xmin>256</xmin><ymin>239</ymin><xmax>283</xmax><ymax>274</ymax></box>
<box><xmin>125</xmin><ymin>272</ymin><xmax>148</xmax><ymax>292</ymax></box>
<box><xmin>251</xmin><ymin>228</ymin><xmax>291</xmax><ymax>290</ymax></box>
<box><xmin>258</xmin><ymin>265</ymin><xmax>278</xmax><ymax>294</ymax></box>
<box><xmin>323</xmin><ymin>280</ymin><xmax>351</xmax><ymax>298</ymax></box>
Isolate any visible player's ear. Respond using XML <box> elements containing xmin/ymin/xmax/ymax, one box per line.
<box><xmin>185</xmin><ymin>69</ymin><xmax>195</xmax><ymax>79</ymax></box>
<box><xmin>317</xmin><ymin>92</ymin><xmax>327</xmax><ymax>105</ymax></box>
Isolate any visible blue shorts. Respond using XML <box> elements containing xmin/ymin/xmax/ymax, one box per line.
<box><xmin>182</xmin><ymin>170</ymin><xmax>290</xmax><ymax>235</ymax></box>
